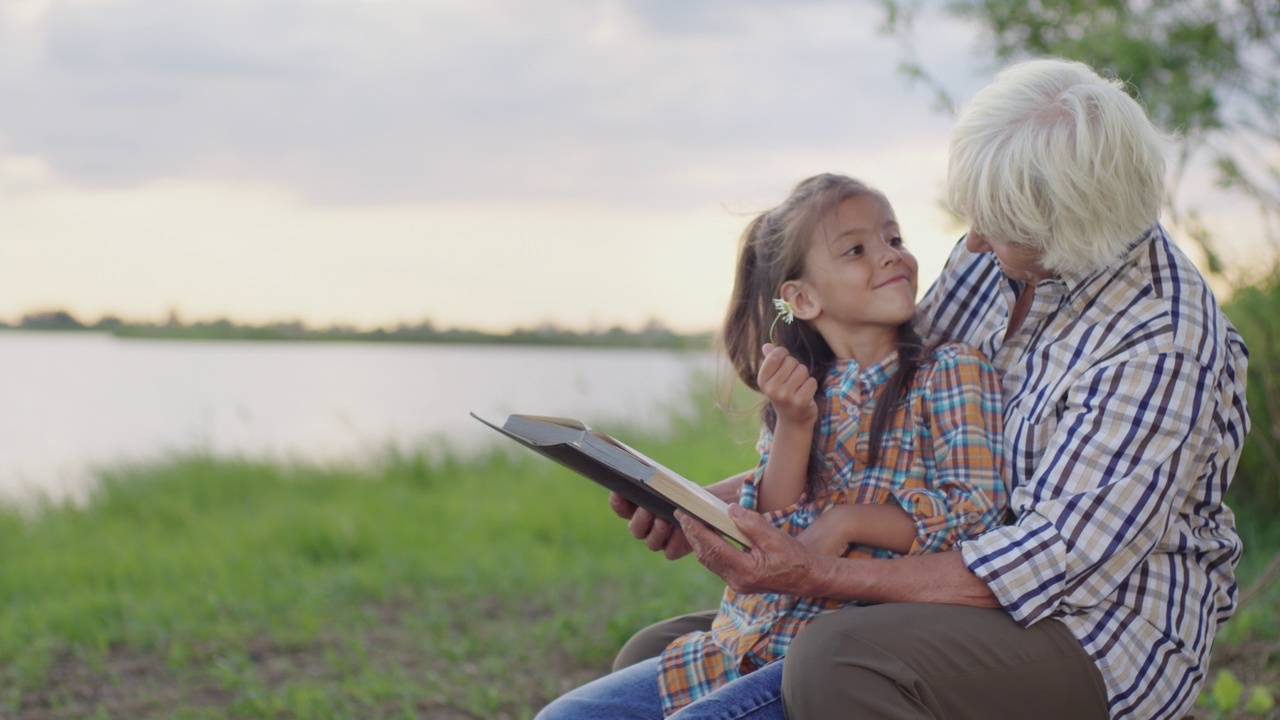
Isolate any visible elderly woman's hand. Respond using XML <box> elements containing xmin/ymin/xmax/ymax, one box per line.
<box><xmin>609</xmin><ymin>471</ymin><xmax>749</xmax><ymax>561</ymax></box>
<box><xmin>677</xmin><ymin>504</ymin><xmax>833</xmax><ymax>597</ymax></box>
<box><xmin>609</xmin><ymin>493</ymin><xmax>692</xmax><ymax>559</ymax></box>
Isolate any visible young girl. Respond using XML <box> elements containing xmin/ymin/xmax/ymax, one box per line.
<box><xmin>536</xmin><ymin>173</ymin><xmax>1007</xmax><ymax>720</ymax></box>
<box><xmin>658</xmin><ymin>172</ymin><xmax>1008</xmax><ymax>714</ymax></box>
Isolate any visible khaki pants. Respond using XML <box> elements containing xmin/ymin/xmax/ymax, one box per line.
<box><xmin>612</xmin><ymin>604</ymin><xmax>1109</xmax><ymax>719</ymax></box>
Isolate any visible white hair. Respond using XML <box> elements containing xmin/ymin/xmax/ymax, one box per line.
<box><xmin>947</xmin><ymin>58</ymin><xmax>1168</xmax><ymax>276</ymax></box>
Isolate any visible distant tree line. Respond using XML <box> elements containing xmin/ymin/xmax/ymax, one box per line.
<box><xmin>0</xmin><ymin>309</ymin><xmax>715</xmax><ymax>350</ymax></box>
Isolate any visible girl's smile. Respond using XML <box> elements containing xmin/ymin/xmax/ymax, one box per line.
<box><xmin>875</xmin><ymin>273</ymin><xmax>912</xmax><ymax>288</ymax></box>
<box><xmin>782</xmin><ymin>194</ymin><xmax>918</xmax><ymax>365</ymax></box>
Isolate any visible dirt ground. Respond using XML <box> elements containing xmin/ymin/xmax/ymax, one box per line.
<box><xmin>11</xmin><ymin>610</ymin><xmax>1280</xmax><ymax>720</ymax></box>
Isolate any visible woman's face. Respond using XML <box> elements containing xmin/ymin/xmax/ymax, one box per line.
<box><xmin>965</xmin><ymin>231</ymin><xmax>1049</xmax><ymax>283</ymax></box>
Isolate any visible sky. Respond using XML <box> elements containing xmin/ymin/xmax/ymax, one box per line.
<box><xmin>0</xmin><ymin>0</ymin><xmax>1262</xmax><ymax>333</ymax></box>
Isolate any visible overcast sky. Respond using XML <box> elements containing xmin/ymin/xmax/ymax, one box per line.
<box><xmin>0</xmin><ymin>0</ymin><xmax>1252</xmax><ymax>332</ymax></box>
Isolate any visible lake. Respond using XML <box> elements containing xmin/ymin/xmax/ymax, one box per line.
<box><xmin>0</xmin><ymin>331</ymin><xmax>719</xmax><ymax>504</ymax></box>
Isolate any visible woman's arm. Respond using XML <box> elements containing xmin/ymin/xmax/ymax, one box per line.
<box><xmin>682</xmin><ymin>348</ymin><xmax>1233</xmax><ymax>615</ymax></box>
<box><xmin>962</xmin><ymin>351</ymin><xmax>1224</xmax><ymax>625</ymax></box>
<box><xmin>677</xmin><ymin>504</ymin><xmax>1000</xmax><ymax>607</ymax></box>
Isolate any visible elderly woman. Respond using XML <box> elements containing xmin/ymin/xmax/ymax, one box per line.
<box><xmin>614</xmin><ymin>58</ymin><xmax>1248</xmax><ymax>720</ymax></box>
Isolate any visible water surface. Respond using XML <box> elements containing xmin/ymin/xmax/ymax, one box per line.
<box><xmin>0</xmin><ymin>331</ymin><xmax>717</xmax><ymax>503</ymax></box>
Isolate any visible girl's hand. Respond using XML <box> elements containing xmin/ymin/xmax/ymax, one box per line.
<box><xmin>758</xmin><ymin>343</ymin><xmax>818</xmax><ymax>427</ymax></box>
<box><xmin>798</xmin><ymin>504</ymin><xmax>918</xmax><ymax>557</ymax></box>
<box><xmin>797</xmin><ymin>505</ymin><xmax>858</xmax><ymax>557</ymax></box>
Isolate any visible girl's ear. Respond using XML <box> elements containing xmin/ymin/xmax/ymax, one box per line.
<box><xmin>781</xmin><ymin>280</ymin><xmax>820</xmax><ymax>321</ymax></box>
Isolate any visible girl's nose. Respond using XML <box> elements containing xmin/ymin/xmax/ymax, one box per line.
<box><xmin>878</xmin><ymin>244</ymin><xmax>902</xmax><ymax>266</ymax></box>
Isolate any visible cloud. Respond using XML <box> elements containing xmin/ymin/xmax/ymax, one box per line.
<box><xmin>0</xmin><ymin>0</ymin><xmax>984</xmax><ymax>208</ymax></box>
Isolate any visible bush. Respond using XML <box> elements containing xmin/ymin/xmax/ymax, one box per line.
<box><xmin>1222</xmin><ymin>272</ymin><xmax>1280</xmax><ymax>514</ymax></box>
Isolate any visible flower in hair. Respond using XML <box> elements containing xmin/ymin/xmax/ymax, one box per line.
<box><xmin>769</xmin><ymin>298</ymin><xmax>795</xmax><ymax>343</ymax></box>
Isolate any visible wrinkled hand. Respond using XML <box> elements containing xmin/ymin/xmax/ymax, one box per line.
<box><xmin>609</xmin><ymin>472</ymin><xmax>747</xmax><ymax>561</ymax></box>
<box><xmin>758</xmin><ymin>343</ymin><xmax>818</xmax><ymax>427</ymax></box>
<box><xmin>677</xmin><ymin>504</ymin><xmax>832</xmax><ymax>597</ymax></box>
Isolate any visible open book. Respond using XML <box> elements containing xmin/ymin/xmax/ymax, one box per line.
<box><xmin>471</xmin><ymin>413</ymin><xmax>751</xmax><ymax>548</ymax></box>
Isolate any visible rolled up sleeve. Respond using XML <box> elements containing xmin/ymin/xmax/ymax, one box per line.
<box><xmin>961</xmin><ymin>352</ymin><xmax>1212</xmax><ymax>626</ymax></box>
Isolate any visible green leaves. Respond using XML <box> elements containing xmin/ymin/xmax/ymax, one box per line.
<box><xmin>1196</xmin><ymin>669</ymin><xmax>1276</xmax><ymax>718</ymax></box>
<box><xmin>945</xmin><ymin>0</ymin><xmax>1237</xmax><ymax>131</ymax></box>
<box><xmin>1245</xmin><ymin>685</ymin><xmax>1276</xmax><ymax>715</ymax></box>
<box><xmin>1212</xmin><ymin>669</ymin><xmax>1245</xmax><ymax>712</ymax></box>
<box><xmin>879</xmin><ymin>0</ymin><xmax>1280</xmax><ymax>278</ymax></box>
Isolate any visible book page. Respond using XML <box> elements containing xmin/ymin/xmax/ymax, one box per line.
<box><xmin>596</xmin><ymin>433</ymin><xmax>729</xmax><ymax>511</ymax></box>
<box><xmin>514</xmin><ymin>415</ymin><xmax>588</xmax><ymax>431</ymax></box>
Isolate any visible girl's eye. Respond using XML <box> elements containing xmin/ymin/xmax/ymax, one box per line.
<box><xmin>889</xmin><ymin>236</ymin><xmax>905</xmax><ymax>248</ymax></box>
<box><xmin>844</xmin><ymin>245</ymin><xmax>864</xmax><ymax>256</ymax></box>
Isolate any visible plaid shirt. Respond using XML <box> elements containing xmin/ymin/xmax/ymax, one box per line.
<box><xmin>919</xmin><ymin>226</ymin><xmax>1248</xmax><ymax>720</ymax></box>
<box><xmin>657</xmin><ymin>343</ymin><xmax>1007</xmax><ymax>715</ymax></box>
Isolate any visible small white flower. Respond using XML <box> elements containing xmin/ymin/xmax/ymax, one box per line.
<box><xmin>772</xmin><ymin>298</ymin><xmax>795</xmax><ymax>324</ymax></box>
<box><xmin>769</xmin><ymin>298</ymin><xmax>795</xmax><ymax>343</ymax></box>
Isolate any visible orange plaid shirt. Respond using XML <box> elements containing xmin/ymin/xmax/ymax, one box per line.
<box><xmin>657</xmin><ymin>343</ymin><xmax>1007</xmax><ymax>715</ymax></box>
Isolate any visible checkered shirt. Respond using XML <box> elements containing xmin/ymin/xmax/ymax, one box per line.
<box><xmin>657</xmin><ymin>342</ymin><xmax>1008</xmax><ymax>715</ymax></box>
<box><xmin>918</xmin><ymin>226</ymin><xmax>1248</xmax><ymax>719</ymax></box>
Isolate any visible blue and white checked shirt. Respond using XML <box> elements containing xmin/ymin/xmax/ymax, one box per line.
<box><xmin>916</xmin><ymin>226</ymin><xmax>1248</xmax><ymax>720</ymax></box>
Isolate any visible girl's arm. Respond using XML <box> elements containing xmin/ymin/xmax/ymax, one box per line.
<box><xmin>755</xmin><ymin>344</ymin><xmax>819</xmax><ymax>513</ymax></box>
<box><xmin>678</xmin><ymin>506</ymin><xmax>999</xmax><ymax>608</ymax></box>
<box><xmin>890</xmin><ymin>346</ymin><xmax>1006</xmax><ymax>555</ymax></box>
<box><xmin>798</xmin><ymin>503</ymin><xmax>917</xmax><ymax>556</ymax></box>
<box><xmin>798</xmin><ymin>345</ymin><xmax>1006</xmax><ymax>557</ymax></box>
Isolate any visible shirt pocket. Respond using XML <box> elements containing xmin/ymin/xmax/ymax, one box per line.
<box><xmin>1002</xmin><ymin>391</ymin><xmax>1061</xmax><ymax>493</ymax></box>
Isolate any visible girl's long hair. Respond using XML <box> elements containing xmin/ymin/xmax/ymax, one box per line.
<box><xmin>720</xmin><ymin>173</ymin><xmax>927</xmax><ymax>498</ymax></box>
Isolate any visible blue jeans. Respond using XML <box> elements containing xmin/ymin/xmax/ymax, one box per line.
<box><xmin>534</xmin><ymin>656</ymin><xmax>784</xmax><ymax>720</ymax></box>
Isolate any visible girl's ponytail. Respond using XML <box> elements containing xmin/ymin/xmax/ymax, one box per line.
<box><xmin>722</xmin><ymin>214</ymin><xmax>769</xmax><ymax>395</ymax></box>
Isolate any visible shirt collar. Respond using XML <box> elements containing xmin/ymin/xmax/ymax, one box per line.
<box><xmin>825</xmin><ymin>352</ymin><xmax>898</xmax><ymax>396</ymax></box>
<box><xmin>1000</xmin><ymin>225</ymin><xmax>1159</xmax><ymax>313</ymax></box>
<box><xmin>1057</xmin><ymin>225</ymin><xmax>1160</xmax><ymax>315</ymax></box>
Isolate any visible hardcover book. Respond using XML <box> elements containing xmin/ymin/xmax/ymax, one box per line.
<box><xmin>471</xmin><ymin>412</ymin><xmax>751</xmax><ymax>548</ymax></box>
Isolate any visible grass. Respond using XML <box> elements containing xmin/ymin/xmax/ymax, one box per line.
<box><xmin>0</xmin><ymin>391</ymin><xmax>1276</xmax><ymax>719</ymax></box>
<box><xmin>1197</xmin><ymin>512</ymin><xmax>1280</xmax><ymax>719</ymax></box>
<box><xmin>0</xmin><ymin>393</ymin><xmax>760</xmax><ymax>719</ymax></box>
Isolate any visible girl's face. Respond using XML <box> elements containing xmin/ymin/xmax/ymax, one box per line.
<box><xmin>786</xmin><ymin>194</ymin><xmax>918</xmax><ymax>361</ymax></box>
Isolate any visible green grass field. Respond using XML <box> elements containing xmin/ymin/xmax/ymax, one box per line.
<box><xmin>1</xmin><ymin>395</ymin><xmax>1276</xmax><ymax>719</ymax></box>
<box><xmin>0</xmin><ymin>397</ymin><xmax>759</xmax><ymax>720</ymax></box>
